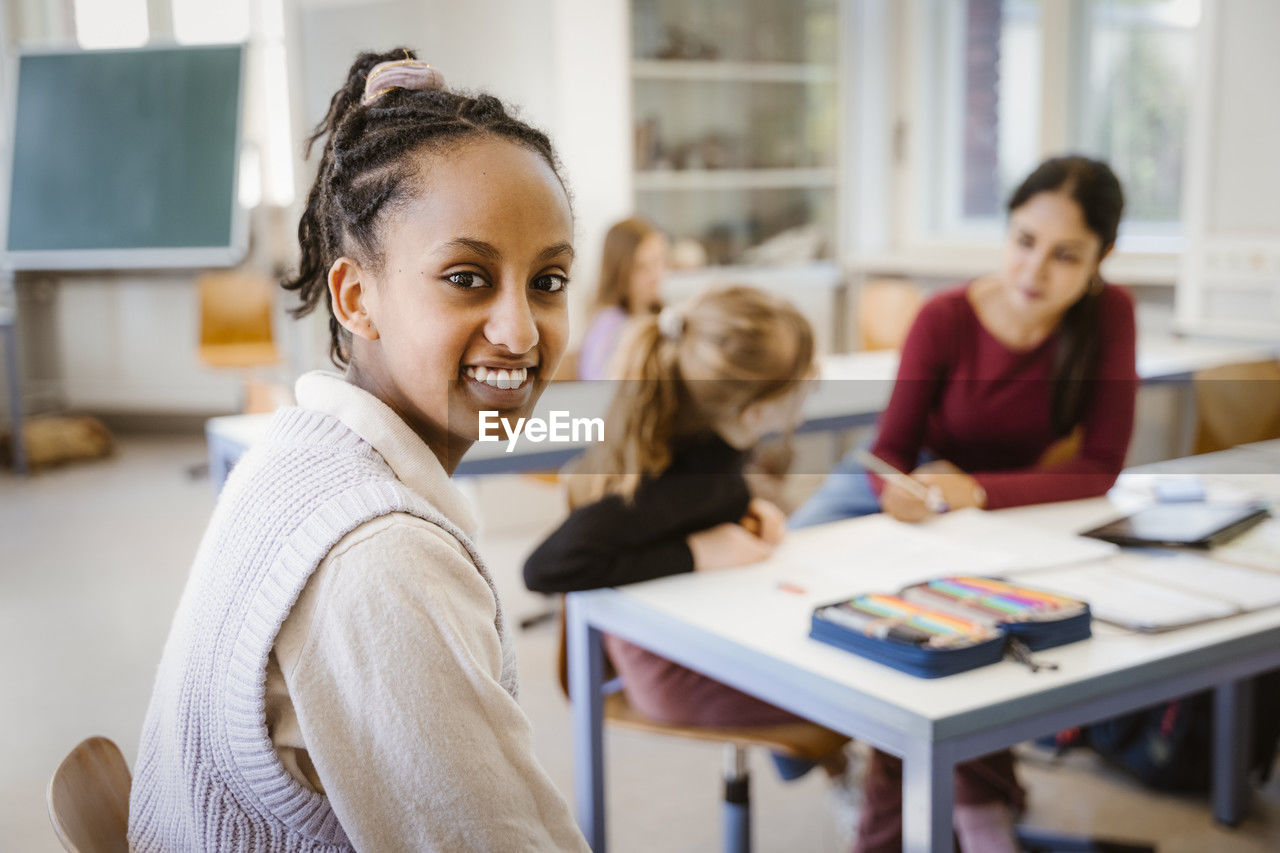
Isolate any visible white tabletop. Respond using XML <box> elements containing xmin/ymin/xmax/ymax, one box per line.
<box><xmin>604</xmin><ymin>443</ymin><xmax>1280</xmax><ymax>739</ymax></box>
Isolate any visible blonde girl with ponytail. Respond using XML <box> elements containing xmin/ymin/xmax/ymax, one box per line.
<box><xmin>526</xmin><ymin>286</ymin><xmax>858</xmax><ymax>799</ymax></box>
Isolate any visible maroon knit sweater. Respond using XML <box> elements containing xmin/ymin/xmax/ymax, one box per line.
<box><xmin>871</xmin><ymin>282</ymin><xmax>1138</xmax><ymax>509</ymax></box>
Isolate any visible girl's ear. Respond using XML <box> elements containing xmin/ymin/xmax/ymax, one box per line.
<box><xmin>328</xmin><ymin>256</ymin><xmax>379</xmax><ymax>342</ymax></box>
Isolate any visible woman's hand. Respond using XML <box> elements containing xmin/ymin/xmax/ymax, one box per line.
<box><xmin>687</xmin><ymin>522</ymin><xmax>776</xmax><ymax>571</ymax></box>
<box><xmin>880</xmin><ymin>480</ymin><xmax>933</xmax><ymax>523</ymax></box>
<box><xmin>740</xmin><ymin>498</ymin><xmax>787</xmax><ymax>545</ymax></box>
<box><xmin>912</xmin><ymin>460</ymin><xmax>986</xmax><ymax>511</ymax></box>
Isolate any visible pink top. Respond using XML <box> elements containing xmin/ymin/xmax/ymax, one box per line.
<box><xmin>871</xmin><ymin>282</ymin><xmax>1138</xmax><ymax>509</ymax></box>
<box><xmin>577</xmin><ymin>306</ymin><xmax>630</xmax><ymax>381</ymax></box>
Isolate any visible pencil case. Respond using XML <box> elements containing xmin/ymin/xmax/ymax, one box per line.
<box><xmin>810</xmin><ymin>594</ymin><xmax>1007</xmax><ymax>678</ymax></box>
<box><xmin>809</xmin><ymin>578</ymin><xmax>1091</xmax><ymax>678</ymax></box>
<box><xmin>899</xmin><ymin>576</ymin><xmax>1092</xmax><ymax>652</ymax></box>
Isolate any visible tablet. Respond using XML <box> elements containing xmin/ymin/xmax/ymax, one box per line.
<box><xmin>1082</xmin><ymin>502</ymin><xmax>1271</xmax><ymax>549</ymax></box>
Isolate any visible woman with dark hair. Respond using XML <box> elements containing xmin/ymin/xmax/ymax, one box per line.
<box><xmin>791</xmin><ymin>155</ymin><xmax>1138</xmax><ymax>852</ymax></box>
<box><xmin>793</xmin><ymin>154</ymin><xmax>1137</xmax><ymax>528</ymax></box>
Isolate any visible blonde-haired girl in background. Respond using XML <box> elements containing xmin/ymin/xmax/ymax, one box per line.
<box><xmin>577</xmin><ymin>216</ymin><xmax>668</xmax><ymax>380</ymax></box>
<box><xmin>526</xmin><ymin>286</ymin><xmax>860</xmax><ymax>822</ymax></box>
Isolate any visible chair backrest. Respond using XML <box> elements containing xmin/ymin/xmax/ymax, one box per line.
<box><xmin>1194</xmin><ymin>359</ymin><xmax>1280</xmax><ymax>454</ymax></box>
<box><xmin>556</xmin><ymin>604</ymin><xmax>618</xmax><ymax>699</ymax></box>
<box><xmin>197</xmin><ymin>270</ymin><xmax>280</xmax><ymax>368</ymax></box>
<box><xmin>856</xmin><ymin>278</ymin><xmax>924</xmax><ymax>351</ymax></box>
<box><xmin>47</xmin><ymin>736</ymin><xmax>132</xmax><ymax>853</ymax></box>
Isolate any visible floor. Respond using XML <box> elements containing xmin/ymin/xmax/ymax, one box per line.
<box><xmin>3</xmin><ymin>435</ymin><xmax>1279</xmax><ymax>852</ymax></box>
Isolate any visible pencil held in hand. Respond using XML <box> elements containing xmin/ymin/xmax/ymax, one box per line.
<box><xmin>854</xmin><ymin>448</ymin><xmax>950</xmax><ymax>513</ymax></box>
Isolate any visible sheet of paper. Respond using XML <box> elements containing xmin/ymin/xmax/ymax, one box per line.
<box><xmin>794</xmin><ymin>514</ymin><xmax>1026</xmax><ymax>592</ymax></box>
<box><xmin>1023</xmin><ymin>561</ymin><xmax>1239</xmax><ymax>631</ymax></box>
<box><xmin>918</xmin><ymin>508</ymin><xmax>1118</xmax><ymax>573</ymax></box>
<box><xmin>1114</xmin><ymin>551</ymin><xmax>1280</xmax><ymax>609</ymax></box>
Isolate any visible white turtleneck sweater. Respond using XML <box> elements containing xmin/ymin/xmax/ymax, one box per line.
<box><xmin>130</xmin><ymin>370</ymin><xmax>586</xmax><ymax>852</ymax></box>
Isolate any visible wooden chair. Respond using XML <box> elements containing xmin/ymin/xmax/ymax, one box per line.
<box><xmin>855</xmin><ymin>278</ymin><xmax>924</xmax><ymax>351</ymax></box>
<box><xmin>197</xmin><ymin>270</ymin><xmax>291</xmax><ymax>416</ymax></box>
<box><xmin>197</xmin><ymin>271</ymin><xmax>281</xmax><ymax>370</ymax></box>
<box><xmin>1193</xmin><ymin>359</ymin><xmax>1280</xmax><ymax>454</ymax></box>
<box><xmin>557</xmin><ymin>612</ymin><xmax>848</xmax><ymax>853</ymax></box>
<box><xmin>47</xmin><ymin>736</ymin><xmax>131</xmax><ymax>853</ymax></box>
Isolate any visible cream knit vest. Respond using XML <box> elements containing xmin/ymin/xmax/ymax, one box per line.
<box><xmin>129</xmin><ymin>407</ymin><xmax>516</xmax><ymax>851</ymax></box>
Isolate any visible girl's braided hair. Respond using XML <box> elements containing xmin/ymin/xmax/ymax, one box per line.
<box><xmin>283</xmin><ymin>48</ymin><xmax>567</xmax><ymax>366</ymax></box>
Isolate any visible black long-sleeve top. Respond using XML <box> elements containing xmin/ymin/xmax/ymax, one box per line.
<box><xmin>523</xmin><ymin>433</ymin><xmax>751</xmax><ymax>593</ymax></box>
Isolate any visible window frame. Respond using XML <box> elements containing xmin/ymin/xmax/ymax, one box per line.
<box><xmin>897</xmin><ymin>0</ymin><xmax>1195</xmax><ymax>262</ymax></box>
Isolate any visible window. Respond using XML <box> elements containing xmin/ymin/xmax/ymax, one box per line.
<box><xmin>171</xmin><ymin>0</ymin><xmax>294</xmax><ymax>207</ymax></box>
<box><xmin>1077</xmin><ymin>0</ymin><xmax>1201</xmax><ymax>230</ymax></box>
<box><xmin>172</xmin><ymin>0</ymin><xmax>251</xmax><ymax>44</ymax></box>
<box><xmin>917</xmin><ymin>0</ymin><xmax>1044</xmax><ymax>239</ymax></box>
<box><xmin>914</xmin><ymin>0</ymin><xmax>1200</xmax><ymax>248</ymax></box>
<box><xmin>74</xmin><ymin>0</ymin><xmax>148</xmax><ymax>49</ymax></box>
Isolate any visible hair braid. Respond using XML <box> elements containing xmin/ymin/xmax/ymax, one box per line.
<box><xmin>282</xmin><ymin>48</ymin><xmax>568</xmax><ymax>366</ymax></box>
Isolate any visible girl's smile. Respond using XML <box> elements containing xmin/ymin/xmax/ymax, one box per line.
<box><xmin>462</xmin><ymin>362</ymin><xmax>537</xmax><ymax>405</ymax></box>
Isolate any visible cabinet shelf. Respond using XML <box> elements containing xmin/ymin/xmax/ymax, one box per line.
<box><xmin>632</xmin><ymin>59</ymin><xmax>836</xmax><ymax>84</ymax></box>
<box><xmin>630</xmin><ymin>0</ymin><xmax>841</xmax><ymax>268</ymax></box>
<box><xmin>634</xmin><ymin>168</ymin><xmax>837</xmax><ymax>192</ymax></box>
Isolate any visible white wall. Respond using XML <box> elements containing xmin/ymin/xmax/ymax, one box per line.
<box><xmin>548</xmin><ymin>0</ymin><xmax>633</xmax><ymax>346</ymax></box>
<box><xmin>1176</xmin><ymin>0</ymin><xmax>1280</xmax><ymax>338</ymax></box>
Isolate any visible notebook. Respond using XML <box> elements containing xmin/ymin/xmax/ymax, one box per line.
<box><xmin>1012</xmin><ymin>551</ymin><xmax>1280</xmax><ymax>632</ymax></box>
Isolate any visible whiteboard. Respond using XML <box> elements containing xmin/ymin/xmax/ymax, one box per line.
<box><xmin>3</xmin><ymin>44</ymin><xmax>247</xmax><ymax>270</ymax></box>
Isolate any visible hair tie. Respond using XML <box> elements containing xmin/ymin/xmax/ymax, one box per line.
<box><xmin>657</xmin><ymin>305</ymin><xmax>685</xmax><ymax>342</ymax></box>
<box><xmin>362</xmin><ymin>59</ymin><xmax>445</xmax><ymax>105</ymax></box>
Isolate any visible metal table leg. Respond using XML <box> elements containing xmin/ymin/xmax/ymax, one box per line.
<box><xmin>901</xmin><ymin>741</ymin><xmax>955</xmax><ymax>853</ymax></box>
<box><xmin>568</xmin><ymin>593</ymin><xmax>607</xmax><ymax>851</ymax></box>
<box><xmin>1213</xmin><ymin>678</ymin><xmax>1255</xmax><ymax>827</ymax></box>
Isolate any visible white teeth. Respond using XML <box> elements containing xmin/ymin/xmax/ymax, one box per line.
<box><xmin>465</xmin><ymin>366</ymin><xmax>528</xmax><ymax>389</ymax></box>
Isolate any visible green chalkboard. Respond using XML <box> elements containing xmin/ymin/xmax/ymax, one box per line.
<box><xmin>5</xmin><ymin>44</ymin><xmax>244</xmax><ymax>268</ymax></box>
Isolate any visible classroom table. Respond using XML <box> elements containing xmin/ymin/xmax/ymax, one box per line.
<box><xmin>565</xmin><ymin>442</ymin><xmax>1280</xmax><ymax>853</ymax></box>
<box><xmin>203</xmin><ymin>335</ymin><xmax>1280</xmax><ymax>493</ymax></box>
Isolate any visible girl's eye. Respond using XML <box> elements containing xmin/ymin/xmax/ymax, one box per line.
<box><xmin>1054</xmin><ymin>251</ymin><xmax>1081</xmax><ymax>264</ymax></box>
<box><xmin>1017</xmin><ymin>234</ymin><xmax>1035</xmax><ymax>249</ymax></box>
<box><xmin>446</xmin><ymin>271</ymin><xmax>488</xmax><ymax>289</ymax></box>
<box><xmin>533</xmin><ymin>274</ymin><xmax>568</xmax><ymax>294</ymax></box>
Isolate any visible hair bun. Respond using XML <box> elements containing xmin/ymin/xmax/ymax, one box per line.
<box><xmin>362</xmin><ymin>59</ymin><xmax>445</xmax><ymax>105</ymax></box>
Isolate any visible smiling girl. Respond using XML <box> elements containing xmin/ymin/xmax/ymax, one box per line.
<box><xmin>129</xmin><ymin>51</ymin><xmax>587</xmax><ymax>851</ymax></box>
